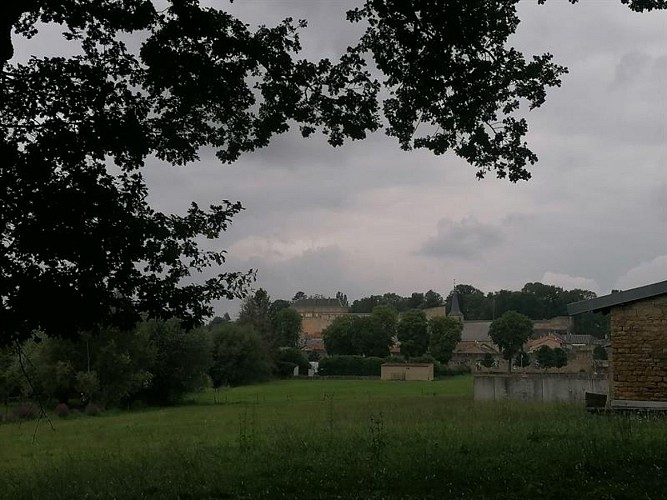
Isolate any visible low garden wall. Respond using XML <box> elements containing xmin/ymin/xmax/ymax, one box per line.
<box><xmin>474</xmin><ymin>373</ymin><xmax>608</xmax><ymax>404</ymax></box>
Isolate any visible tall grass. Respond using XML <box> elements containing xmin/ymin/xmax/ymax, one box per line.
<box><xmin>1</xmin><ymin>377</ymin><xmax>665</xmax><ymax>499</ymax></box>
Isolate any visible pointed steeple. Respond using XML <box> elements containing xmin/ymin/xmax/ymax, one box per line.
<box><xmin>449</xmin><ymin>286</ymin><xmax>464</xmax><ymax>321</ymax></box>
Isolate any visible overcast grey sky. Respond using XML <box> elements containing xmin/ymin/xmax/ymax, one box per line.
<box><xmin>16</xmin><ymin>1</ymin><xmax>667</xmax><ymax>317</ymax></box>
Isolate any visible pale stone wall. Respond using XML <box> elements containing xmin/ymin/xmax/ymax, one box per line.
<box><xmin>381</xmin><ymin>363</ymin><xmax>434</xmax><ymax>381</ymax></box>
<box><xmin>301</xmin><ymin>313</ymin><xmax>347</xmax><ymax>338</ymax></box>
<box><xmin>611</xmin><ymin>295</ymin><xmax>667</xmax><ymax>402</ymax></box>
<box><xmin>474</xmin><ymin>374</ymin><xmax>608</xmax><ymax>403</ymax></box>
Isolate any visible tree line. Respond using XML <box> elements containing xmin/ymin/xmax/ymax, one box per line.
<box><xmin>323</xmin><ymin>307</ymin><xmax>462</xmax><ymax>365</ymax></box>
<box><xmin>0</xmin><ymin>288</ymin><xmax>308</xmax><ymax>410</ymax></box>
<box><xmin>348</xmin><ymin>282</ymin><xmax>609</xmax><ymax>338</ymax></box>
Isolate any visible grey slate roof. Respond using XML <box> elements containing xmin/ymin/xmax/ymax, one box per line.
<box><xmin>461</xmin><ymin>320</ymin><xmax>492</xmax><ymax>342</ymax></box>
<box><xmin>567</xmin><ymin>280</ymin><xmax>667</xmax><ymax>315</ymax></box>
<box><xmin>448</xmin><ymin>289</ymin><xmax>464</xmax><ymax>318</ymax></box>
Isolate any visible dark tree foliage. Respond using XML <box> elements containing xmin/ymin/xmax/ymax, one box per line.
<box><xmin>397</xmin><ymin>309</ymin><xmax>429</xmax><ymax>358</ymax></box>
<box><xmin>428</xmin><ymin>316</ymin><xmax>462</xmax><ymax>364</ymax></box>
<box><xmin>480</xmin><ymin>352</ymin><xmax>495</xmax><ymax>368</ymax></box>
<box><xmin>237</xmin><ymin>289</ymin><xmax>272</xmax><ymax>339</ymax></box>
<box><xmin>446</xmin><ymin>284</ymin><xmax>490</xmax><ymax>320</ymax></box>
<box><xmin>489</xmin><ymin>310</ymin><xmax>533</xmax><ymax>373</ymax></box>
<box><xmin>593</xmin><ymin>345</ymin><xmax>608</xmax><ymax>361</ymax></box>
<box><xmin>552</xmin><ymin>347</ymin><xmax>568</xmax><ymax>369</ymax></box>
<box><xmin>513</xmin><ymin>351</ymin><xmax>531</xmax><ymax>369</ymax></box>
<box><xmin>139</xmin><ymin>319</ymin><xmax>211</xmax><ymax>405</ymax></box>
<box><xmin>535</xmin><ymin>345</ymin><xmax>556</xmax><ymax>369</ymax></box>
<box><xmin>2</xmin><ymin>1</ymin><xmax>662</xmax><ymax>345</ymax></box>
<box><xmin>209</xmin><ymin>323</ymin><xmax>272</xmax><ymax>387</ymax></box>
<box><xmin>322</xmin><ymin>308</ymin><xmax>394</xmax><ymax>358</ymax></box>
<box><xmin>322</xmin><ymin>316</ymin><xmax>358</xmax><ymax>356</ymax></box>
<box><xmin>348</xmin><ymin>0</ymin><xmax>567</xmax><ymax>181</ymax></box>
<box><xmin>272</xmin><ymin>308</ymin><xmax>303</xmax><ymax>348</ymax></box>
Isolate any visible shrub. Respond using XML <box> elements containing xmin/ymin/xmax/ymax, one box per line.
<box><xmin>276</xmin><ymin>348</ymin><xmax>310</xmax><ymax>376</ymax></box>
<box><xmin>439</xmin><ymin>364</ymin><xmax>471</xmax><ymax>377</ymax></box>
<box><xmin>317</xmin><ymin>356</ymin><xmax>384</xmax><ymax>376</ymax></box>
<box><xmin>85</xmin><ymin>403</ymin><xmax>103</xmax><ymax>416</ymax></box>
<box><xmin>54</xmin><ymin>403</ymin><xmax>69</xmax><ymax>418</ymax></box>
<box><xmin>276</xmin><ymin>362</ymin><xmax>298</xmax><ymax>378</ymax></box>
<box><xmin>13</xmin><ymin>404</ymin><xmax>39</xmax><ymax>421</ymax></box>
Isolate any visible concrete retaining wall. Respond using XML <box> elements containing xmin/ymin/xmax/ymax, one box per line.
<box><xmin>474</xmin><ymin>373</ymin><xmax>608</xmax><ymax>403</ymax></box>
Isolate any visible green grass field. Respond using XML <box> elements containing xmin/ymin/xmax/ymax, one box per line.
<box><xmin>1</xmin><ymin>376</ymin><xmax>666</xmax><ymax>499</ymax></box>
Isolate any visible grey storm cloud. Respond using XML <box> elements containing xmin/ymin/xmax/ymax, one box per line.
<box><xmin>419</xmin><ymin>218</ymin><xmax>504</xmax><ymax>260</ymax></box>
<box><xmin>12</xmin><ymin>0</ymin><xmax>667</xmax><ymax>317</ymax></box>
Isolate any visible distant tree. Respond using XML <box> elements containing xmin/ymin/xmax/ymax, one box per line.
<box><xmin>370</xmin><ymin>305</ymin><xmax>399</xmax><ymax>339</ymax></box>
<box><xmin>423</xmin><ymin>290</ymin><xmax>444</xmax><ymax>308</ymax></box>
<box><xmin>397</xmin><ymin>309</ymin><xmax>429</xmax><ymax>358</ymax></box>
<box><xmin>489</xmin><ymin>311</ymin><xmax>533</xmax><ymax>373</ymax></box>
<box><xmin>275</xmin><ymin>348</ymin><xmax>310</xmax><ymax>377</ymax></box>
<box><xmin>447</xmin><ymin>284</ymin><xmax>491</xmax><ymax>320</ymax></box>
<box><xmin>592</xmin><ymin>345</ymin><xmax>608</xmax><ymax>361</ymax></box>
<box><xmin>322</xmin><ymin>316</ymin><xmax>357</xmax><ymax>356</ymax></box>
<box><xmin>238</xmin><ymin>289</ymin><xmax>272</xmax><ymax>339</ymax></box>
<box><xmin>322</xmin><ymin>310</ymin><xmax>393</xmax><ymax>357</ymax></box>
<box><xmin>428</xmin><ymin>317</ymin><xmax>462</xmax><ymax>364</ymax></box>
<box><xmin>292</xmin><ymin>291</ymin><xmax>307</xmax><ymax>302</ymax></box>
<box><xmin>273</xmin><ymin>308</ymin><xmax>303</xmax><ymax>348</ymax></box>
<box><xmin>208</xmin><ymin>314</ymin><xmax>231</xmax><ymax>329</ymax></box>
<box><xmin>574</xmin><ymin>312</ymin><xmax>610</xmax><ymax>339</ymax></box>
<box><xmin>335</xmin><ymin>291</ymin><xmax>349</xmax><ymax>307</ymax></box>
<box><xmin>209</xmin><ymin>324</ymin><xmax>272</xmax><ymax>387</ymax></box>
<box><xmin>269</xmin><ymin>299</ymin><xmax>291</xmax><ymax>317</ymax></box>
<box><xmin>480</xmin><ymin>353</ymin><xmax>495</xmax><ymax>369</ymax></box>
<box><xmin>355</xmin><ymin>308</ymin><xmax>395</xmax><ymax>358</ymax></box>
<box><xmin>535</xmin><ymin>346</ymin><xmax>556</xmax><ymax>369</ymax></box>
<box><xmin>139</xmin><ymin>320</ymin><xmax>211</xmax><ymax>405</ymax></box>
<box><xmin>349</xmin><ymin>295</ymin><xmax>383</xmax><ymax>313</ymax></box>
<box><xmin>513</xmin><ymin>351</ymin><xmax>531</xmax><ymax>369</ymax></box>
<box><xmin>382</xmin><ymin>293</ymin><xmax>409</xmax><ymax>312</ymax></box>
<box><xmin>407</xmin><ymin>293</ymin><xmax>425</xmax><ymax>310</ymax></box>
<box><xmin>552</xmin><ymin>348</ymin><xmax>568</xmax><ymax>369</ymax></box>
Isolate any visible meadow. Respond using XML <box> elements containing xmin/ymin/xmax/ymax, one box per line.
<box><xmin>1</xmin><ymin>376</ymin><xmax>666</xmax><ymax>499</ymax></box>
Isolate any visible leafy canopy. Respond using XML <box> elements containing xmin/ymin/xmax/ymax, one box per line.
<box><xmin>2</xmin><ymin>0</ymin><xmax>663</xmax><ymax>344</ymax></box>
<box><xmin>488</xmin><ymin>310</ymin><xmax>533</xmax><ymax>371</ymax></box>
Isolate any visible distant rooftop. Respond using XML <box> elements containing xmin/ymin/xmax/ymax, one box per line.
<box><xmin>292</xmin><ymin>297</ymin><xmax>347</xmax><ymax>310</ymax></box>
<box><xmin>567</xmin><ymin>280</ymin><xmax>667</xmax><ymax>315</ymax></box>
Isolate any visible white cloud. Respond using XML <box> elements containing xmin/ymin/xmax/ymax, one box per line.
<box><xmin>541</xmin><ymin>272</ymin><xmax>601</xmax><ymax>294</ymax></box>
<box><xmin>614</xmin><ymin>256</ymin><xmax>667</xmax><ymax>291</ymax></box>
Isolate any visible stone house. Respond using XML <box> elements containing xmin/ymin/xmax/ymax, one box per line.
<box><xmin>568</xmin><ymin>280</ymin><xmax>667</xmax><ymax>409</ymax></box>
<box><xmin>525</xmin><ymin>334</ymin><xmax>565</xmax><ymax>353</ymax></box>
<box><xmin>291</xmin><ymin>297</ymin><xmax>349</xmax><ymax>339</ymax></box>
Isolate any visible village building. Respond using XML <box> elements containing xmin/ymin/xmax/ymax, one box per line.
<box><xmin>381</xmin><ymin>363</ymin><xmax>434</xmax><ymax>381</ymax></box>
<box><xmin>568</xmin><ymin>280</ymin><xmax>667</xmax><ymax>409</ymax></box>
<box><xmin>291</xmin><ymin>297</ymin><xmax>349</xmax><ymax>339</ymax></box>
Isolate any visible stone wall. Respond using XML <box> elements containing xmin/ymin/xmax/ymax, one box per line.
<box><xmin>611</xmin><ymin>295</ymin><xmax>667</xmax><ymax>402</ymax></box>
<box><xmin>474</xmin><ymin>374</ymin><xmax>608</xmax><ymax>403</ymax></box>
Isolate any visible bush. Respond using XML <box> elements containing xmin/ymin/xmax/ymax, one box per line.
<box><xmin>13</xmin><ymin>404</ymin><xmax>39</xmax><ymax>421</ymax></box>
<box><xmin>275</xmin><ymin>362</ymin><xmax>298</xmax><ymax>378</ymax></box>
<box><xmin>54</xmin><ymin>403</ymin><xmax>69</xmax><ymax>418</ymax></box>
<box><xmin>85</xmin><ymin>403</ymin><xmax>103</xmax><ymax>416</ymax></box>
<box><xmin>317</xmin><ymin>356</ymin><xmax>384</xmax><ymax>376</ymax></box>
<box><xmin>276</xmin><ymin>348</ymin><xmax>310</xmax><ymax>376</ymax></box>
<box><xmin>438</xmin><ymin>364</ymin><xmax>471</xmax><ymax>377</ymax></box>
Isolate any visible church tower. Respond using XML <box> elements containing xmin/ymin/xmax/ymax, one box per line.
<box><xmin>448</xmin><ymin>287</ymin><xmax>464</xmax><ymax>321</ymax></box>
